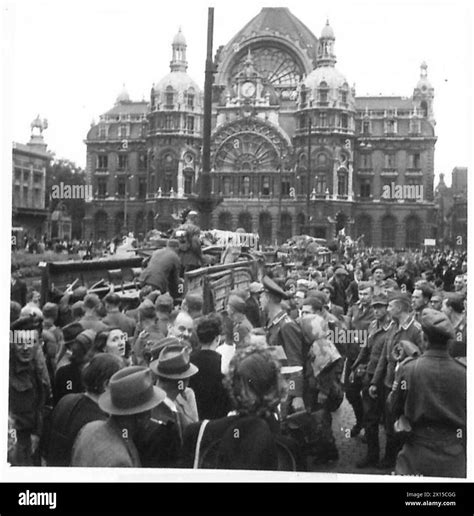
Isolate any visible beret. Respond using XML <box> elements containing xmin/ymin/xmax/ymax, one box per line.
<box><xmin>227</xmin><ymin>294</ymin><xmax>246</xmax><ymax>312</ymax></box>
<box><xmin>11</xmin><ymin>314</ymin><xmax>42</xmax><ymax>331</ymax></box>
<box><xmin>262</xmin><ymin>276</ymin><xmax>288</xmax><ymax>300</ymax></box>
<box><xmin>420</xmin><ymin>308</ymin><xmax>455</xmax><ymax>341</ymax></box>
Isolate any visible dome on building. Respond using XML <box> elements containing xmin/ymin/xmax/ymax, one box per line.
<box><xmin>321</xmin><ymin>20</ymin><xmax>335</xmax><ymax>39</ymax></box>
<box><xmin>116</xmin><ymin>84</ymin><xmax>130</xmax><ymax>104</ymax></box>
<box><xmin>173</xmin><ymin>27</ymin><xmax>186</xmax><ymax>46</ymax></box>
<box><xmin>416</xmin><ymin>61</ymin><xmax>432</xmax><ymax>90</ymax></box>
<box><xmin>154</xmin><ymin>71</ymin><xmax>201</xmax><ymax>96</ymax></box>
<box><xmin>304</xmin><ymin>66</ymin><xmax>349</xmax><ymax>93</ymax></box>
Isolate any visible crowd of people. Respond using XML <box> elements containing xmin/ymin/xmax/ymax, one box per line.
<box><xmin>9</xmin><ymin>229</ymin><xmax>467</xmax><ymax>476</ymax></box>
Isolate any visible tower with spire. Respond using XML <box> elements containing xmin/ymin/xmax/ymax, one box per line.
<box><xmin>170</xmin><ymin>27</ymin><xmax>188</xmax><ymax>72</ymax></box>
<box><xmin>413</xmin><ymin>61</ymin><xmax>435</xmax><ymax>124</ymax></box>
<box><xmin>317</xmin><ymin>20</ymin><xmax>337</xmax><ymax>67</ymax></box>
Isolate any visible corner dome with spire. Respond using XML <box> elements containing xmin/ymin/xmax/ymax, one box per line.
<box><xmin>152</xmin><ymin>28</ymin><xmax>202</xmax><ymax>111</ymax></box>
<box><xmin>173</xmin><ymin>27</ymin><xmax>186</xmax><ymax>46</ymax></box>
<box><xmin>416</xmin><ymin>61</ymin><xmax>433</xmax><ymax>90</ymax></box>
<box><xmin>321</xmin><ymin>19</ymin><xmax>335</xmax><ymax>39</ymax></box>
<box><xmin>116</xmin><ymin>84</ymin><xmax>131</xmax><ymax>104</ymax></box>
<box><xmin>302</xmin><ymin>20</ymin><xmax>355</xmax><ymax>109</ymax></box>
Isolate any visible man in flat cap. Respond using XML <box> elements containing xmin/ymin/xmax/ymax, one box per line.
<box><xmin>388</xmin><ymin>308</ymin><xmax>466</xmax><ymax>477</ymax></box>
<box><xmin>261</xmin><ymin>276</ymin><xmax>306</xmax><ymax>414</ymax></box>
<box><xmin>369</xmin><ymin>292</ymin><xmax>423</xmax><ymax>469</ymax></box>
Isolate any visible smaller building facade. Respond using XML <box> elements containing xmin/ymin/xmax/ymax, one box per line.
<box><xmin>12</xmin><ymin>116</ymin><xmax>51</xmax><ymax>241</ymax></box>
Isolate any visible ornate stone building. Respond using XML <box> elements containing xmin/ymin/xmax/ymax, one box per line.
<box><xmin>12</xmin><ymin>116</ymin><xmax>51</xmax><ymax>240</ymax></box>
<box><xmin>84</xmin><ymin>7</ymin><xmax>437</xmax><ymax>248</ymax></box>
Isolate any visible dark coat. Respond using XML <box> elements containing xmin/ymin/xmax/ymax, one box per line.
<box><xmin>189</xmin><ymin>349</ymin><xmax>231</xmax><ymax>420</ymax></box>
<box><xmin>388</xmin><ymin>349</ymin><xmax>466</xmax><ymax>477</ymax></box>
<box><xmin>54</xmin><ymin>363</ymin><xmax>84</xmax><ymax>405</ymax></box>
<box><xmin>371</xmin><ymin>315</ymin><xmax>423</xmax><ymax>389</ymax></box>
<box><xmin>11</xmin><ymin>278</ymin><xmax>27</xmax><ymax>307</ymax></box>
<box><xmin>182</xmin><ymin>414</ymin><xmax>281</xmax><ymax>470</ymax></box>
<box><xmin>266</xmin><ymin>310</ymin><xmax>306</xmax><ymax>398</ymax></box>
<box><xmin>245</xmin><ymin>296</ymin><xmax>262</xmax><ymax>328</ymax></box>
<box><xmin>139</xmin><ymin>247</ymin><xmax>181</xmax><ymax>299</ymax></box>
<box><xmin>45</xmin><ymin>393</ymin><xmax>107</xmax><ymax>466</ymax></box>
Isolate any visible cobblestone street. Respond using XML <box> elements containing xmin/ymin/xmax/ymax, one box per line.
<box><xmin>309</xmin><ymin>398</ymin><xmax>392</xmax><ymax>476</ymax></box>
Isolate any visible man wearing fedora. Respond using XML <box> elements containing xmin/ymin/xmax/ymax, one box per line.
<box><xmin>71</xmin><ymin>366</ymin><xmax>166</xmax><ymax>467</ymax></box>
<box><xmin>261</xmin><ymin>276</ymin><xmax>306</xmax><ymax>414</ymax></box>
<box><xmin>388</xmin><ymin>309</ymin><xmax>466</xmax><ymax>477</ymax></box>
<box><xmin>150</xmin><ymin>342</ymin><xmax>199</xmax><ymax>443</ymax></box>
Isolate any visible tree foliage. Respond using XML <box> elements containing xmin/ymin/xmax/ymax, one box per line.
<box><xmin>46</xmin><ymin>158</ymin><xmax>86</xmax><ymax>238</ymax></box>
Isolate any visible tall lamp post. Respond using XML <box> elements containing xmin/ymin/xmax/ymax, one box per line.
<box><xmin>193</xmin><ymin>7</ymin><xmax>222</xmax><ymax>228</ymax></box>
<box><xmin>306</xmin><ymin>118</ymin><xmax>312</xmax><ymax>235</ymax></box>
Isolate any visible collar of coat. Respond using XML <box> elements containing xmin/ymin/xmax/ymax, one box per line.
<box><xmin>397</xmin><ymin>314</ymin><xmax>416</xmax><ymax>331</ymax></box>
<box><xmin>266</xmin><ymin>310</ymin><xmax>288</xmax><ymax>330</ymax></box>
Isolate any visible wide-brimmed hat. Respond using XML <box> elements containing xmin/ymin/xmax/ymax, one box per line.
<box><xmin>98</xmin><ymin>366</ymin><xmax>166</xmax><ymax>416</ymax></box>
<box><xmin>149</xmin><ymin>344</ymin><xmax>198</xmax><ymax>380</ymax></box>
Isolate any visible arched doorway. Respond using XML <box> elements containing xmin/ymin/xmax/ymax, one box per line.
<box><xmin>405</xmin><ymin>215</ymin><xmax>421</xmax><ymax>249</ymax></box>
<box><xmin>381</xmin><ymin>214</ymin><xmax>397</xmax><ymax>248</ymax></box>
<box><xmin>280</xmin><ymin>213</ymin><xmax>292</xmax><ymax>242</ymax></box>
<box><xmin>94</xmin><ymin>211</ymin><xmax>108</xmax><ymax>240</ymax></box>
<box><xmin>238</xmin><ymin>212</ymin><xmax>253</xmax><ymax>233</ymax></box>
<box><xmin>355</xmin><ymin>214</ymin><xmax>372</xmax><ymax>246</ymax></box>
<box><xmin>259</xmin><ymin>212</ymin><xmax>272</xmax><ymax>245</ymax></box>
<box><xmin>217</xmin><ymin>212</ymin><xmax>232</xmax><ymax>231</ymax></box>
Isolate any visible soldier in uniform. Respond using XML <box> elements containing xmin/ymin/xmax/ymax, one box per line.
<box><xmin>226</xmin><ymin>294</ymin><xmax>254</xmax><ymax>349</ymax></box>
<box><xmin>352</xmin><ymin>293</ymin><xmax>392</xmax><ymax>468</ymax></box>
<box><xmin>261</xmin><ymin>276</ymin><xmax>306</xmax><ymax>414</ymax></box>
<box><xmin>369</xmin><ymin>292</ymin><xmax>424</xmax><ymax>468</ymax></box>
<box><xmin>370</xmin><ymin>266</ymin><xmax>387</xmax><ymax>296</ymax></box>
<box><xmin>344</xmin><ymin>281</ymin><xmax>374</xmax><ymax>437</ymax></box>
<box><xmin>388</xmin><ymin>309</ymin><xmax>466</xmax><ymax>477</ymax></box>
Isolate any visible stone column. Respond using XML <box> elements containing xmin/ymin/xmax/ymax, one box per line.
<box><xmin>177</xmin><ymin>159</ymin><xmax>184</xmax><ymax>197</ymax></box>
<box><xmin>332</xmin><ymin>162</ymin><xmax>338</xmax><ymax>200</ymax></box>
<box><xmin>348</xmin><ymin>162</ymin><xmax>354</xmax><ymax>201</ymax></box>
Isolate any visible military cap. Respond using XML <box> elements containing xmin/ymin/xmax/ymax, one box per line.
<box><xmin>307</xmin><ymin>290</ymin><xmax>328</xmax><ymax>306</ymax></box>
<box><xmin>155</xmin><ymin>292</ymin><xmax>174</xmax><ymax>308</ymax></box>
<box><xmin>388</xmin><ymin>292</ymin><xmax>412</xmax><ymax>310</ymax></box>
<box><xmin>371</xmin><ymin>293</ymin><xmax>389</xmax><ymax>307</ymax></box>
<box><xmin>420</xmin><ymin>308</ymin><xmax>455</xmax><ymax>341</ymax></box>
<box><xmin>319</xmin><ymin>282</ymin><xmax>334</xmax><ymax>294</ymax></box>
<box><xmin>335</xmin><ymin>267</ymin><xmax>349</xmax><ymax>276</ymax></box>
<box><xmin>357</xmin><ymin>281</ymin><xmax>373</xmax><ymax>291</ymax></box>
<box><xmin>262</xmin><ymin>275</ymin><xmax>288</xmax><ymax>300</ymax></box>
<box><xmin>10</xmin><ymin>314</ymin><xmax>42</xmax><ymax>331</ymax></box>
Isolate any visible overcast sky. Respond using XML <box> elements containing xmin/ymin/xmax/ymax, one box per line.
<box><xmin>2</xmin><ymin>0</ymin><xmax>472</xmax><ymax>184</ymax></box>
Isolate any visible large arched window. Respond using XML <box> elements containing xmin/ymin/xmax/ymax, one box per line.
<box><xmin>135</xmin><ymin>211</ymin><xmax>144</xmax><ymax>238</ymax></box>
<box><xmin>165</xmin><ymin>86</ymin><xmax>174</xmax><ymax>108</ymax></box>
<box><xmin>355</xmin><ymin>214</ymin><xmax>372</xmax><ymax>246</ymax></box>
<box><xmin>280</xmin><ymin>213</ymin><xmax>292</xmax><ymax>242</ymax></box>
<box><xmin>94</xmin><ymin>211</ymin><xmax>108</xmax><ymax>240</ymax></box>
<box><xmin>259</xmin><ymin>212</ymin><xmax>273</xmax><ymax>244</ymax></box>
<box><xmin>337</xmin><ymin>168</ymin><xmax>348</xmax><ymax>196</ymax></box>
<box><xmin>319</xmin><ymin>81</ymin><xmax>329</xmax><ymax>104</ymax></box>
<box><xmin>218</xmin><ymin>212</ymin><xmax>233</xmax><ymax>231</ymax></box>
<box><xmin>297</xmin><ymin>213</ymin><xmax>306</xmax><ymax>234</ymax></box>
<box><xmin>381</xmin><ymin>215</ymin><xmax>397</xmax><ymax>248</ymax></box>
<box><xmin>147</xmin><ymin>211</ymin><xmax>154</xmax><ymax>231</ymax></box>
<box><xmin>238</xmin><ymin>212</ymin><xmax>253</xmax><ymax>233</ymax></box>
<box><xmin>405</xmin><ymin>215</ymin><xmax>421</xmax><ymax>249</ymax></box>
<box><xmin>160</xmin><ymin>152</ymin><xmax>177</xmax><ymax>193</ymax></box>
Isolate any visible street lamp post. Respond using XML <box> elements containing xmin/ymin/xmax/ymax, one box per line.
<box><xmin>306</xmin><ymin>118</ymin><xmax>312</xmax><ymax>235</ymax></box>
